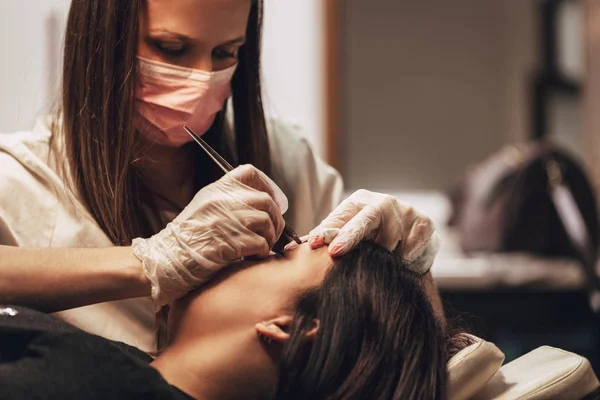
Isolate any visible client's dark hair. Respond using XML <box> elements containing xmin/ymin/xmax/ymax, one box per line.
<box><xmin>276</xmin><ymin>241</ymin><xmax>448</xmax><ymax>400</ymax></box>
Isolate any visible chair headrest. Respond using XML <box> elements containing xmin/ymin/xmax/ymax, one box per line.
<box><xmin>447</xmin><ymin>334</ymin><xmax>505</xmax><ymax>400</ymax></box>
<box><xmin>472</xmin><ymin>346</ymin><xmax>600</xmax><ymax>400</ymax></box>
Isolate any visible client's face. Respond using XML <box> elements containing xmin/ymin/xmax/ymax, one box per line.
<box><xmin>168</xmin><ymin>243</ymin><xmax>332</xmax><ymax>340</ymax></box>
<box><xmin>160</xmin><ymin>242</ymin><xmax>446</xmax><ymax>400</ymax></box>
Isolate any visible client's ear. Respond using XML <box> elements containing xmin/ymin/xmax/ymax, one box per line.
<box><xmin>304</xmin><ymin>319</ymin><xmax>319</xmax><ymax>340</ymax></box>
<box><xmin>255</xmin><ymin>317</ymin><xmax>320</xmax><ymax>344</ymax></box>
<box><xmin>255</xmin><ymin>316</ymin><xmax>292</xmax><ymax>344</ymax></box>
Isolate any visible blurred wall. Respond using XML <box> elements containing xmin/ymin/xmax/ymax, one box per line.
<box><xmin>262</xmin><ymin>0</ymin><xmax>326</xmax><ymax>157</ymax></box>
<box><xmin>342</xmin><ymin>0</ymin><xmax>538</xmax><ymax>191</ymax></box>
<box><xmin>0</xmin><ymin>1</ymin><xmax>70</xmax><ymax>133</ymax></box>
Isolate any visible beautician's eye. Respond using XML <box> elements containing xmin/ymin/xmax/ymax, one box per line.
<box><xmin>212</xmin><ymin>47</ymin><xmax>237</xmax><ymax>61</ymax></box>
<box><xmin>151</xmin><ymin>40</ymin><xmax>188</xmax><ymax>58</ymax></box>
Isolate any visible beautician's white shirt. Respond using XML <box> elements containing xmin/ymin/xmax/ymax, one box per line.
<box><xmin>0</xmin><ymin>116</ymin><xmax>343</xmax><ymax>353</ymax></box>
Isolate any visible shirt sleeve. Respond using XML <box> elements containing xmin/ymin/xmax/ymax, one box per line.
<box><xmin>267</xmin><ymin>119</ymin><xmax>344</xmax><ymax>236</ymax></box>
<box><xmin>0</xmin><ymin>307</ymin><xmax>193</xmax><ymax>400</ymax></box>
<box><xmin>0</xmin><ymin>141</ymin><xmax>58</xmax><ymax>248</ymax></box>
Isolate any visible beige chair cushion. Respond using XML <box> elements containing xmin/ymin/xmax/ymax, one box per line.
<box><xmin>473</xmin><ymin>346</ymin><xmax>600</xmax><ymax>400</ymax></box>
<box><xmin>447</xmin><ymin>335</ymin><xmax>505</xmax><ymax>400</ymax></box>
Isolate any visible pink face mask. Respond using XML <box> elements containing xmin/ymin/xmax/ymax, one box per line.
<box><xmin>134</xmin><ymin>57</ymin><xmax>237</xmax><ymax>146</ymax></box>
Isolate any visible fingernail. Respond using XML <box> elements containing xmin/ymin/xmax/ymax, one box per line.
<box><xmin>309</xmin><ymin>236</ymin><xmax>324</xmax><ymax>249</ymax></box>
<box><xmin>329</xmin><ymin>245</ymin><xmax>342</xmax><ymax>256</ymax></box>
<box><xmin>284</xmin><ymin>241</ymin><xmax>300</xmax><ymax>251</ymax></box>
<box><xmin>329</xmin><ymin>242</ymin><xmax>348</xmax><ymax>257</ymax></box>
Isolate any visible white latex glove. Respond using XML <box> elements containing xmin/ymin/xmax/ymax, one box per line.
<box><xmin>132</xmin><ymin>165</ymin><xmax>287</xmax><ymax>308</ymax></box>
<box><xmin>307</xmin><ymin>189</ymin><xmax>439</xmax><ymax>275</ymax></box>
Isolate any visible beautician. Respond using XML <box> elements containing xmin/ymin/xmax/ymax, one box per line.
<box><xmin>0</xmin><ymin>0</ymin><xmax>439</xmax><ymax>354</ymax></box>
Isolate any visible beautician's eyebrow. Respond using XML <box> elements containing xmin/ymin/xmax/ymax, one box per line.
<box><xmin>148</xmin><ymin>29</ymin><xmax>246</xmax><ymax>46</ymax></box>
<box><xmin>148</xmin><ymin>29</ymin><xmax>191</xmax><ymax>41</ymax></box>
<box><xmin>220</xmin><ymin>36</ymin><xmax>246</xmax><ymax>46</ymax></box>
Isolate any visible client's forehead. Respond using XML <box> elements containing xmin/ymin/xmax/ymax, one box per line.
<box><xmin>280</xmin><ymin>244</ymin><xmax>333</xmax><ymax>286</ymax></box>
<box><xmin>281</xmin><ymin>243</ymin><xmax>331</xmax><ymax>266</ymax></box>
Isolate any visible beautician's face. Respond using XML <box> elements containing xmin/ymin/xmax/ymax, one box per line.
<box><xmin>169</xmin><ymin>244</ymin><xmax>333</xmax><ymax>338</ymax></box>
<box><xmin>138</xmin><ymin>0</ymin><xmax>251</xmax><ymax>71</ymax></box>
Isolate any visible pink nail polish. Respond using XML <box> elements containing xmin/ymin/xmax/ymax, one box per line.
<box><xmin>329</xmin><ymin>243</ymin><xmax>347</xmax><ymax>257</ymax></box>
<box><xmin>310</xmin><ymin>236</ymin><xmax>324</xmax><ymax>249</ymax></box>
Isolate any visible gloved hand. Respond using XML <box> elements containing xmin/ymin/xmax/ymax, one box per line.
<box><xmin>307</xmin><ymin>189</ymin><xmax>439</xmax><ymax>274</ymax></box>
<box><xmin>132</xmin><ymin>165</ymin><xmax>287</xmax><ymax>308</ymax></box>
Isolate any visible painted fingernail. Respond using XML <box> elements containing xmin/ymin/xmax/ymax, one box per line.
<box><xmin>329</xmin><ymin>242</ymin><xmax>348</xmax><ymax>257</ymax></box>
<box><xmin>309</xmin><ymin>236</ymin><xmax>324</xmax><ymax>249</ymax></box>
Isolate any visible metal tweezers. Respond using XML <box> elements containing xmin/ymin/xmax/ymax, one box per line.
<box><xmin>183</xmin><ymin>125</ymin><xmax>302</xmax><ymax>256</ymax></box>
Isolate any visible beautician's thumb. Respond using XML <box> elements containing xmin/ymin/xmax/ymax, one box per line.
<box><xmin>308</xmin><ymin>197</ymin><xmax>361</xmax><ymax>247</ymax></box>
<box><xmin>328</xmin><ymin>205</ymin><xmax>382</xmax><ymax>256</ymax></box>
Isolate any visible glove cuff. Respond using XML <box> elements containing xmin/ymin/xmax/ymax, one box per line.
<box><xmin>132</xmin><ymin>226</ymin><xmax>192</xmax><ymax>310</ymax></box>
<box><xmin>406</xmin><ymin>232</ymin><xmax>440</xmax><ymax>275</ymax></box>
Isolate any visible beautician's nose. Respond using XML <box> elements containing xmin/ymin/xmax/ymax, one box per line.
<box><xmin>193</xmin><ymin>55</ymin><xmax>213</xmax><ymax>72</ymax></box>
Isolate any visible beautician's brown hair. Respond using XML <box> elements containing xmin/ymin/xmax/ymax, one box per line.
<box><xmin>57</xmin><ymin>0</ymin><xmax>269</xmax><ymax>245</ymax></box>
<box><xmin>277</xmin><ymin>242</ymin><xmax>450</xmax><ymax>400</ymax></box>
